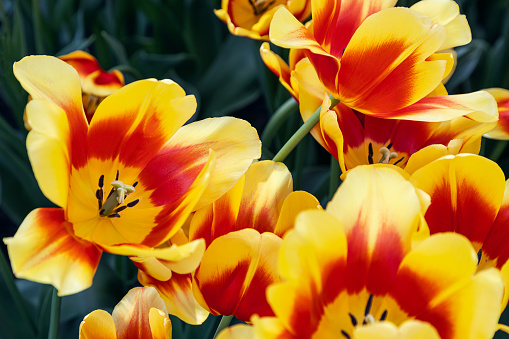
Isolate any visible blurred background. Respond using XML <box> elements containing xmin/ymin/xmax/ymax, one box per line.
<box><xmin>0</xmin><ymin>0</ymin><xmax>508</xmax><ymax>337</ymax></box>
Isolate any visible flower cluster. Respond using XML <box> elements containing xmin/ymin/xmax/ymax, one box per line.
<box><xmin>4</xmin><ymin>0</ymin><xmax>509</xmax><ymax>338</ymax></box>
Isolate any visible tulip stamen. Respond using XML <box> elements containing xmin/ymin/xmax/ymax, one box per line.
<box><xmin>348</xmin><ymin>313</ymin><xmax>357</xmax><ymax>326</ymax></box>
<box><xmin>249</xmin><ymin>0</ymin><xmax>275</xmax><ymax>15</ymax></box>
<box><xmin>341</xmin><ymin>330</ymin><xmax>351</xmax><ymax>339</ymax></box>
<box><xmin>393</xmin><ymin>157</ymin><xmax>405</xmax><ymax>166</ymax></box>
<box><xmin>97</xmin><ymin>172</ymin><xmax>137</xmax><ymax>217</ymax></box>
<box><xmin>368</xmin><ymin>143</ymin><xmax>374</xmax><ymax>164</ymax></box>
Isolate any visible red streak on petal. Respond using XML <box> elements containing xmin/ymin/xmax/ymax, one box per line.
<box><xmin>88</xmin><ymin>108</ymin><xmax>168</xmax><ymax>168</ymax></box>
<box><xmin>211</xmin><ymin>201</ymin><xmax>240</xmax><ymax>241</ymax></box>
<box><xmin>483</xmin><ymin>205</ymin><xmax>509</xmax><ymax>268</ymax></box>
<box><xmin>416</xmin><ymin>303</ymin><xmax>453</xmax><ymax>339</ymax></box>
<box><xmin>93</xmin><ymin>71</ymin><xmax>123</xmax><ymax>86</ymax></box>
<box><xmin>336</xmin><ymin>106</ymin><xmax>364</xmax><ymax>150</ymax></box>
<box><xmin>390</xmin><ymin>266</ymin><xmax>439</xmax><ymax>316</ymax></box>
<box><xmin>32</xmin><ymin>209</ymin><xmax>101</xmax><ymax>271</ymax></box>
<box><xmin>189</xmin><ymin>207</ymin><xmax>215</xmax><ymax>247</ymax></box>
<box><xmin>424</xmin><ymin>181</ymin><xmax>456</xmax><ymax>234</ymax></box>
<box><xmin>321</xmin><ymin>258</ymin><xmax>347</xmax><ymax>305</ymax></box>
<box><xmin>140</xmin><ymin>145</ymin><xmax>209</xmax><ymax>206</ymax></box>
<box><xmin>62</xmin><ymin>57</ymin><xmax>99</xmax><ymax>77</ymax></box>
<box><xmin>286</xmin><ymin>280</ymin><xmax>321</xmax><ymax>337</ymax></box>
<box><xmin>345</xmin><ymin>220</ymin><xmax>370</xmax><ymax>294</ymax></box>
<box><xmin>234</xmin><ymin>267</ymin><xmax>277</xmax><ymax>321</ymax></box>
<box><xmin>195</xmin><ymin>259</ymin><xmax>250</xmax><ymax>316</ymax></box>
<box><xmin>366</xmin><ymin>229</ymin><xmax>405</xmax><ymax>295</ymax></box>
<box><xmin>426</xmin><ymin>181</ymin><xmax>497</xmax><ymax>245</ymax></box>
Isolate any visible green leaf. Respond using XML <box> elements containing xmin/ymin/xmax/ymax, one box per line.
<box><xmin>197</xmin><ymin>36</ymin><xmax>260</xmax><ymax>118</ymax></box>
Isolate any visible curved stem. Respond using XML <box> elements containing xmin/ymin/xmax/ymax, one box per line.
<box><xmin>0</xmin><ymin>248</ymin><xmax>36</xmax><ymax>336</ymax></box>
<box><xmin>261</xmin><ymin>97</ymin><xmax>298</xmax><ymax>147</ymax></box>
<box><xmin>213</xmin><ymin>315</ymin><xmax>233</xmax><ymax>338</ymax></box>
<box><xmin>48</xmin><ymin>288</ymin><xmax>61</xmax><ymax>339</ymax></box>
<box><xmin>272</xmin><ymin>95</ymin><xmax>339</xmax><ymax>162</ymax></box>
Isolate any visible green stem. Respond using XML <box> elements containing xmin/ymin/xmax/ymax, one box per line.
<box><xmin>489</xmin><ymin>140</ymin><xmax>508</xmax><ymax>162</ymax></box>
<box><xmin>261</xmin><ymin>98</ymin><xmax>298</xmax><ymax>147</ymax></box>
<box><xmin>272</xmin><ymin>95</ymin><xmax>339</xmax><ymax>162</ymax></box>
<box><xmin>0</xmin><ymin>248</ymin><xmax>36</xmax><ymax>336</ymax></box>
<box><xmin>213</xmin><ymin>315</ymin><xmax>233</xmax><ymax>338</ymax></box>
<box><xmin>48</xmin><ymin>288</ymin><xmax>61</xmax><ymax>339</ymax></box>
<box><xmin>329</xmin><ymin>156</ymin><xmax>340</xmax><ymax>200</ymax></box>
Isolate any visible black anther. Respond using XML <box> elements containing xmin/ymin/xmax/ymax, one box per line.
<box><xmin>127</xmin><ymin>199</ymin><xmax>139</xmax><ymax>208</ymax></box>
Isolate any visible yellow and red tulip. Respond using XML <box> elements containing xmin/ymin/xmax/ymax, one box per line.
<box><xmin>261</xmin><ymin>41</ymin><xmax>497</xmax><ymax>173</ymax></box>
<box><xmin>215</xmin><ymin>0</ymin><xmax>311</xmax><ymax>41</ymax></box>
<box><xmin>246</xmin><ymin>165</ymin><xmax>504</xmax><ymax>339</ymax></box>
<box><xmin>189</xmin><ymin>161</ymin><xmax>321</xmax><ymax>322</ymax></box>
<box><xmin>79</xmin><ymin>286</ymin><xmax>171</xmax><ymax>339</ymax></box>
<box><xmin>267</xmin><ymin>0</ymin><xmax>494</xmax><ymax>122</ymax></box>
<box><xmin>3</xmin><ymin>55</ymin><xmax>261</xmax><ymax>296</ymax></box>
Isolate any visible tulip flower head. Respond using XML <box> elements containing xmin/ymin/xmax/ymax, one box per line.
<box><xmin>215</xmin><ymin>0</ymin><xmax>311</xmax><ymax>40</ymax></box>
<box><xmin>261</xmin><ymin>41</ymin><xmax>498</xmax><ymax>172</ymax></box>
<box><xmin>269</xmin><ymin>0</ymin><xmax>475</xmax><ymax>117</ymax></box>
<box><xmin>4</xmin><ymin>55</ymin><xmax>261</xmax><ymax>296</ymax></box>
<box><xmin>79</xmin><ymin>286</ymin><xmax>172</xmax><ymax>339</ymax></box>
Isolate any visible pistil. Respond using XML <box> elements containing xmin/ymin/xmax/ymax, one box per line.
<box><xmin>100</xmin><ymin>181</ymin><xmax>135</xmax><ymax>216</ymax></box>
<box><xmin>378</xmin><ymin>147</ymin><xmax>398</xmax><ymax>164</ymax></box>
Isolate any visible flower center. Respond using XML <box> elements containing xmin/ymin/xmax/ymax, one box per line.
<box><xmin>96</xmin><ymin>170</ymin><xmax>139</xmax><ymax>218</ymax></box>
<box><xmin>341</xmin><ymin>294</ymin><xmax>389</xmax><ymax>339</ymax></box>
<box><xmin>249</xmin><ymin>0</ymin><xmax>275</xmax><ymax>15</ymax></box>
<box><xmin>367</xmin><ymin>142</ymin><xmax>405</xmax><ymax>166</ymax></box>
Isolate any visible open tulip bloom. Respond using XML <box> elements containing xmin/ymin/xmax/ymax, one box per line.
<box><xmin>4</xmin><ymin>55</ymin><xmax>261</xmax><ymax>296</ymax></box>
<box><xmin>268</xmin><ymin>0</ymin><xmax>492</xmax><ymax>120</ymax></box>
<box><xmin>262</xmin><ymin>0</ymin><xmax>499</xmax><ymax>172</ymax></box>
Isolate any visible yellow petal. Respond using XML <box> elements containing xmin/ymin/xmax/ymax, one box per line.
<box><xmin>410</xmin><ymin>0</ymin><xmax>471</xmax><ymax>50</ymax></box>
<box><xmin>273</xmin><ymin>190</ymin><xmax>322</xmax><ymax>237</ymax></box>
<box><xmin>354</xmin><ymin>320</ymin><xmax>440</xmax><ymax>339</ymax></box>
<box><xmin>25</xmin><ymin>99</ymin><xmax>70</xmax><ymax>207</ymax></box>
<box><xmin>148</xmin><ymin>308</ymin><xmax>172</xmax><ymax>339</ymax></box>
<box><xmin>163</xmin><ymin>117</ymin><xmax>261</xmax><ymax>210</ymax></box>
<box><xmin>139</xmin><ymin>271</ymin><xmax>209</xmax><ymax>325</ymax></box>
<box><xmin>79</xmin><ymin>310</ymin><xmax>117</xmax><ymax>339</ymax></box>
<box><xmin>106</xmin><ymin>239</ymin><xmax>205</xmax><ymax>275</ymax></box>
<box><xmin>3</xmin><ymin>208</ymin><xmax>102</xmax><ymax>296</ymax></box>
<box><xmin>14</xmin><ymin>55</ymin><xmax>89</xmax><ymax>169</ymax></box>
